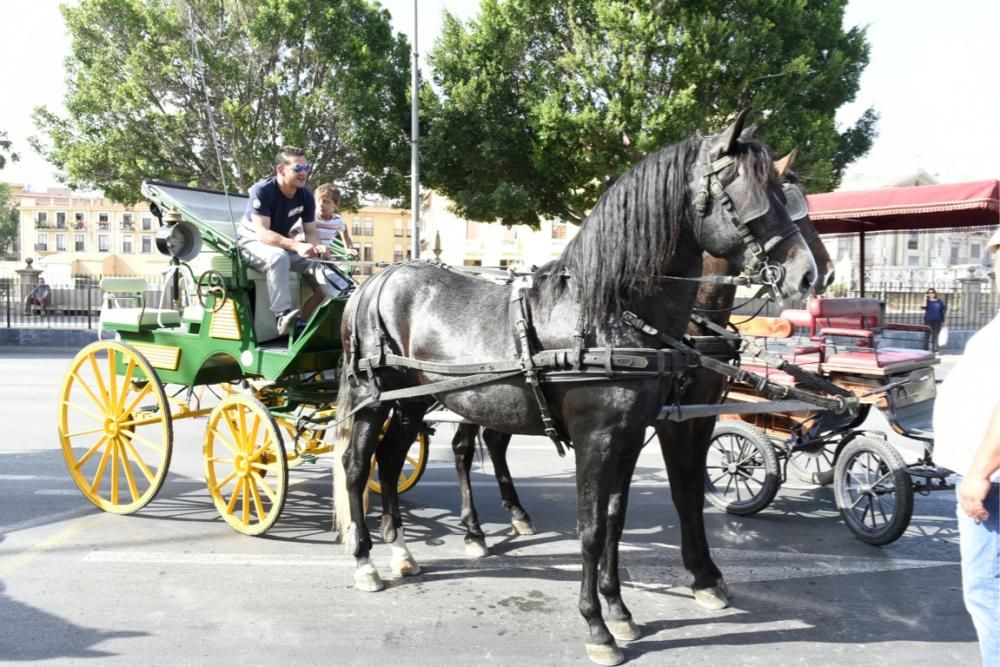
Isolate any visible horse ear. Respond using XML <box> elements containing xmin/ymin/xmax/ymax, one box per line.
<box><xmin>739</xmin><ymin>123</ymin><xmax>759</xmax><ymax>140</ymax></box>
<box><xmin>774</xmin><ymin>147</ymin><xmax>799</xmax><ymax>177</ymax></box>
<box><xmin>713</xmin><ymin>107</ymin><xmax>753</xmax><ymax>158</ymax></box>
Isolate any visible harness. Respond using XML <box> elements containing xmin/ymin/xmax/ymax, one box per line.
<box><xmin>340</xmin><ymin>158</ymin><xmax>841</xmax><ymax>453</ymax></box>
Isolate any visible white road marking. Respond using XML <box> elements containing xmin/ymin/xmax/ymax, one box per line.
<box><xmin>81</xmin><ymin>546</ymin><xmax>957</xmax><ymax>586</ymax></box>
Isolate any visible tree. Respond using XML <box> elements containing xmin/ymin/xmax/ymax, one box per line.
<box><xmin>421</xmin><ymin>0</ymin><xmax>877</xmax><ymax>225</ymax></box>
<box><xmin>0</xmin><ymin>131</ymin><xmax>19</xmax><ymax>257</ymax></box>
<box><xmin>32</xmin><ymin>0</ymin><xmax>412</xmax><ymax>205</ymax></box>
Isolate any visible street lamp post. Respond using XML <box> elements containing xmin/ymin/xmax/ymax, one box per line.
<box><xmin>410</xmin><ymin>0</ymin><xmax>421</xmax><ymax>260</ymax></box>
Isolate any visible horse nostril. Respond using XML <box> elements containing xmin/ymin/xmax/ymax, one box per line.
<box><xmin>800</xmin><ymin>271</ymin><xmax>815</xmax><ymax>293</ymax></box>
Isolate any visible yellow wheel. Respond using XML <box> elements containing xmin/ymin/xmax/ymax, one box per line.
<box><xmin>368</xmin><ymin>427</ymin><xmax>430</xmax><ymax>495</ymax></box>
<box><xmin>204</xmin><ymin>394</ymin><xmax>288</xmax><ymax>536</ymax></box>
<box><xmin>58</xmin><ymin>340</ymin><xmax>172</xmax><ymax>514</ymax></box>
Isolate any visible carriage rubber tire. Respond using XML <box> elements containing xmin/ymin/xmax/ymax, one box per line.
<box><xmin>833</xmin><ymin>436</ymin><xmax>914</xmax><ymax>546</ymax></box>
<box><xmin>788</xmin><ymin>445</ymin><xmax>836</xmax><ymax>486</ymax></box>
<box><xmin>705</xmin><ymin>421</ymin><xmax>781</xmax><ymax>516</ymax></box>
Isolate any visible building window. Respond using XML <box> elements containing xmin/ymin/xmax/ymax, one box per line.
<box><xmin>56</xmin><ymin>233</ymin><xmax>67</xmax><ymax>251</ymax></box>
<box><xmin>463</xmin><ymin>259</ymin><xmax>482</xmax><ymax>267</ymax></box>
<box><xmin>141</xmin><ymin>216</ymin><xmax>153</xmax><ymax>231</ymax></box>
<box><xmin>394</xmin><ymin>218</ymin><xmax>404</xmax><ymax>237</ymax></box>
<box><xmin>363</xmin><ymin>217</ymin><xmax>374</xmax><ymax>236</ymax></box>
<box><xmin>56</xmin><ymin>212</ymin><xmax>67</xmax><ymax>228</ymax></box>
<box><xmin>98</xmin><ymin>234</ymin><xmax>110</xmax><ymax>252</ymax></box>
<box><xmin>466</xmin><ymin>221</ymin><xmax>480</xmax><ymax>240</ymax></box>
<box><xmin>362</xmin><ymin>244</ymin><xmax>374</xmax><ymax>262</ymax></box>
<box><xmin>141</xmin><ymin>235</ymin><xmax>152</xmax><ymax>253</ymax></box>
<box><xmin>75</xmin><ymin>234</ymin><xmax>86</xmax><ymax>252</ymax></box>
<box><xmin>836</xmin><ymin>237</ymin><xmax>851</xmax><ymax>259</ymax></box>
<box><xmin>503</xmin><ymin>226</ymin><xmax>516</xmax><ymax>242</ymax></box>
<box><xmin>36</xmin><ymin>233</ymin><xmax>48</xmax><ymax>251</ymax></box>
<box><xmin>122</xmin><ymin>236</ymin><xmax>133</xmax><ymax>254</ymax></box>
<box><xmin>98</xmin><ymin>213</ymin><xmax>109</xmax><ymax>230</ymax></box>
<box><xmin>499</xmin><ymin>259</ymin><xmax>510</xmax><ymax>268</ymax></box>
<box><xmin>551</xmin><ymin>221</ymin><xmax>567</xmax><ymax>240</ymax></box>
<box><xmin>352</xmin><ymin>217</ymin><xmax>362</xmax><ymax>236</ymax></box>
<box><xmin>907</xmin><ymin>255</ymin><xmax>920</xmax><ymax>267</ymax></box>
<box><xmin>393</xmin><ymin>243</ymin><xmax>404</xmax><ymax>262</ymax></box>
<box><xmin>950</xmin><ymin>245</ymin><xmax>959</xmax><ymax>262</ymax></box>
<box><xmin>74</xmin><ymin>212</ymin><xmax>86</xmax><ymax>229</ymax></box>
<box><xmin>121</xmin><ymin>213</ymin><xmax>134</xmax><ymax>230</ymax></box>
<box><xmin>970</xmin><ymin>243</ymin><xmax>981</xmax><ymax>259</ymax></box>
<box><xmin>907</xmin><ymin>232</ymin><xmax>919</xmax><ymax>251</ymax></box>
<box><xmin>35</xmin><ymin>211</ymin><xmax>48</xmax><ymax>227</ymax></box>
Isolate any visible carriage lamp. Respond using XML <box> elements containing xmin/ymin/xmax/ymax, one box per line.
<box><xmin>155</xmin><ymin>215</ymin><xmax>203</xmax><ymax>261</ymax></box>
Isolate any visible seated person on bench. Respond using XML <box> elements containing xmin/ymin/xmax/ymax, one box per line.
<box><xmin>290</xmin><ymin>182</ymin><xmax>354</xmax><ymax>297</ymax></box>
<box><xmin>25</xmin><ymin>278</ymin><xmax>51</xmax><ymax>315</ymax></box>
<box><xmin>236</xmin><ymin>146</ymin><xmax>331</xmax><ymax>336</ymax></box>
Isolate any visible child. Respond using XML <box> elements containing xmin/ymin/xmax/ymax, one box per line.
<box><xmin>291</xmin><ymin>183</ymin><xmax>356</xmax><ymax>255</ymax></box>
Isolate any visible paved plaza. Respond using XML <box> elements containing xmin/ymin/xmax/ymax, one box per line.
<box><xmin>0</xmin><ymin>347</ymin><xmax>980</xmax><ymax>665</ymax></box>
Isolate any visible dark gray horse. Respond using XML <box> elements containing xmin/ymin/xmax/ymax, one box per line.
<box><xmin>334</xmin><ymin>110</ymin><xmax>816</xmax><ymax>666</ymax></box>
<box><xmin>447</xmin><ymin>154</ymin><xmax>835</xmax><ymax>612</ymax></box>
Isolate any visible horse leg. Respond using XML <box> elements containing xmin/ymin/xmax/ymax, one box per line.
<box><xmin>375</xmin><ymin>404</ymin><xmax>425</xmax><ymax>577</ymax></box>
<box><xmin>573</xmin><ymin>433</ymin><xmax>624</xmax><ymax>666</ymax></box>
<box><xmin>341</xmin><ymin>406</ymin><xmax>390</xmax><ymax>592</ymax></box>
<box><xmin>452</xmin><ymin>423</ymin><xmax>489</xmax><ymax>558</ymax></box>
<box><xmin>483</xmin><ymin>428</ymin><xmax>536</xmax><ymax>535</ymax></box>
<box><xmin>599</xmin><ymin>446</ymin><xmax>642</xmax><ymax>643</ymax></box>
<box><xmin>658</xmin><ymin>418</ymin><xmax>731</xmax><ymax>609</ymax></box>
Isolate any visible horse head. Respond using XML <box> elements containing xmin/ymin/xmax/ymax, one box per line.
<box><xmin>774</xmin><ymin>150</ymin><xmax>836</xmax><ymax>294</ymax></box>
<box><xmin>690</xmin><ymin>108</ymin><xmax>817</xmax><ymax>302</ymax></box>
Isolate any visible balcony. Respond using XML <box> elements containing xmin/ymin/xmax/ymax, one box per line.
<box><xmin>121</xmin><ymin>222</ymin><xmax>135</xmax><ymax>231</ymax></box>
<box><xmin>34</xmin><ymin>243</ymin><xmax>49</xmax><ymax>252</ymax></box>
<box><xmin>98</xmin><ymin>222</ymin><xmax>110</xmax><ymax>231</ymax></box>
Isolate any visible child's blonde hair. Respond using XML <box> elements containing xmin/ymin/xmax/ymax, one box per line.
<box><xmin>315</xmin><ymin>183</ymin><xmax>342</xmax><ymax>206</ymax></box>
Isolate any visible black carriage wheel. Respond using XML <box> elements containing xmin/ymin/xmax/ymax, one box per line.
<box><xmin>833</xmin><ymin>436</ymin><xmax>914</xmax><ymax>546</ymax></box>
<box><xmin>196</xmin><ymin>270</ymin><xmax>228</xmax><ymax>313</ymax></box>
<box><xmin>704</xmin><ymin>421</ymin><xmax>780</xmax><ymax>516</ymax></box>
<box><xmin>788</xmin><ymin>445</ymin><xmax>836</xmax><ymax>486</ymax></box>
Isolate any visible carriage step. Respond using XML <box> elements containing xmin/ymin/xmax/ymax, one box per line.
<box><xmin>907</xmin><ymin>464</ymin><xmax>952</xmax><ymax>480</ymax></box>
<box><xmin>296</xmin><ymin>454</ymin><xmax>319</xmax><ymax>464</ymax></box>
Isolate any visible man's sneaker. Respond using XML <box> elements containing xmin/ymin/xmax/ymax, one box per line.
<box><xmin>276</xmin><ymin>309</ymin><xmax>300</xmax><ymax>336</ymax></box>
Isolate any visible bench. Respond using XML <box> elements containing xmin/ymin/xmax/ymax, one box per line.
<box><xmin>99</xmin><ymin>277</ymin><xmax>180</xmax><ymax>332</ymax></box>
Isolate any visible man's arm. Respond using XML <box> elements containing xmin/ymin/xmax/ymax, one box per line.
<box><xmin>251</xmin><ymin>213</ymin><xmax>313</xmax><ymax>255</ymax></box>
<box><xmin>958</xmin><ymin>401</ymin><xmax>1000</xmax><ymax>521</ymax></box>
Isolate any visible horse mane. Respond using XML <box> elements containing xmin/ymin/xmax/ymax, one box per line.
<box><xmin>541</xmin><ymin>134</ymin><xmax>777</xmax><ymax>326</ymax></box>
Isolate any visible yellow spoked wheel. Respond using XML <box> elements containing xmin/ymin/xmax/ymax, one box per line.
<box><xmin>58</xmin><ymin>340</ymin><xmax>172</xmax><ymax>514</ymax></box>
<box><xmin>204</xmin><ymin>394</ymin><xmax>288</xmax><ymax>536</ymax></box>
<box><xmin>368</xmin><ymin>427</ymin><xmax>430</xmax><ymax>495</ymax></box>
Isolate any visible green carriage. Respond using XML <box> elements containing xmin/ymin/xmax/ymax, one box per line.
<box><xmin>57</xmin><ymin>181</ymin><xmax>428</xmax><ymax>535</ymax></box>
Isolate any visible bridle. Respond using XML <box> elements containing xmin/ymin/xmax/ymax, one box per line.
<box><xmin>691</xmin><ymin>154</ymin><xmax>802</xmax><ymax>303</ymax></box>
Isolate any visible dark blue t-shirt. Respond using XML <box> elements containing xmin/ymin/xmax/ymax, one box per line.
<box><xmin>241</xmin><ymin>176</ymin><xmax>315</xmax><ymax>238</ymax></box>
<box><xmin>924</xmin><ymin>299</ymin><xmax>946</xmax><ymax>323</ymax></box>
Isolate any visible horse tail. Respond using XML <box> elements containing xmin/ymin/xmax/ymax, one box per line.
<box><xmin>333</xmin><ymin>354</ymin><xmax>362</xmax><ymax>548</ymax></box>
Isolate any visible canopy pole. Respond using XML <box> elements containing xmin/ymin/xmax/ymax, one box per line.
<box><xmin>858</xmin><ymin>229</ymin><xmax>866</xmax><ymax>298</ymax></box>
<box><xmin>409</xmin><ymin>0</ymin><xmax>420</xmax><ymax>260</ymax></box>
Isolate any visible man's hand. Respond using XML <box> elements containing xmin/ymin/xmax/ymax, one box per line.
<box><xmin>959</xmin><ymin>476</ymin><xmax>992</xmax><ymax>522</ymax></box>
<box><xmin>295</xmin><ymin>241</ymin><xmax>318</xmax><ymax>258</ymax></box>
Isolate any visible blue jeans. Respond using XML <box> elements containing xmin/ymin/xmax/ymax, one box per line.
<box><xmin>957</xmin><ymin>481</ymin><xmax>1000</xmax><ymax>666</ymax></box>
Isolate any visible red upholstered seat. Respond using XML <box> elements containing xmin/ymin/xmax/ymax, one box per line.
<box><xmin>824</xmin><ymin>347</ymin><xmax>934</xmax><ymax>370</ymax></box>
<box><xmin>808</xmin><ymin>297</ymin><xmax>881</xmax><ymax>331</ymax></box>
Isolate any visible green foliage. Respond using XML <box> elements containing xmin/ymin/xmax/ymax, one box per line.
<box><xmin>422</xmin><ymin>0</ymin><xmax>877</xmax><ymax>225</ymax></box>
<box><xmin>0</xmin><ymin>131</ymin><xmax>18</xmax><ymax>171</ymax></box>
<box><xmin>0</xmin><ymin>183</ymin><xmax>18</xmax><ymax>258</ymax></box>
<box><xmin>32</xmin><ymin>0</ymin><xmax>411</xmax><ymax>204</ymax></box>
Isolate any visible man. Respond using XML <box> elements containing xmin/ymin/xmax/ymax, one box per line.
<box><xmin>237</xmin><ymin>146</ymin><xmax>331</xmax><ymax>336</ymax></box>
<box><xmin>25</xmin><ymin>278</ymin><xmax>51</xmax><ymax>316</ymax></box>
<box><xmin>933</xmin><ymin>227</ymin><xmax>1000</xmax><ymax>667</ymax></box>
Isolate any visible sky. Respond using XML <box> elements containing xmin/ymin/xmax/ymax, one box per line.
<box><xmin>1</xmin><ymin>1</ymin><xmax>997</xmax><ymax>192</ymax></box>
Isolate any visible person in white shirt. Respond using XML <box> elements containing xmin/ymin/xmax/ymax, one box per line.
<box><xmin>933</xmin><ymin>226</ymin><xmax>1000</xmax><ymax>667</ymax></box>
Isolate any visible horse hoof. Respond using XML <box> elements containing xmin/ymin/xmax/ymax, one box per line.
<box><xmin>585</xmin><ymin>642</ymin><xmax>625</xmax><ymax>666</ymax></box>
<box><xmin>606</xmin><ymin>619</ymin><xmax>641</xmax><ymax>642</ymax></box>
<box><xmin>391</xmin><ymin>557</ymin><xmax>422</xmax><ymax>577</ymax></box>
<box><xmin>354</xmin><ymin>565</ymin><xmax>384</xmax><ymax>592</ymax></box>
<box><xmin>464</xmin><ymin>538</ymin><xmax>489</xmax><ymax>559</ymax></box>
<box><xmin>511</xmin><ymin>518</ymin><xmax>536</xmax><ymax>536</ymax></box>
<box><xmin>693</xmin><ymin>586</ymin><xmax>730</xmax><ymax>610</ymax></box>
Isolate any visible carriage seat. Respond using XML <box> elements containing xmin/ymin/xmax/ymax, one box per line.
<box><xmin>99</xmin><ymin>278</ymin><xmax>180</xmax><ymax>332</ymax></box>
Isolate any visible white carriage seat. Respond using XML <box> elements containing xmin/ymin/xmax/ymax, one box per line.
<box><xmin>99</xmin><ymin>277</ymin><xmax>181</xmax><ymax>330</ymax></box>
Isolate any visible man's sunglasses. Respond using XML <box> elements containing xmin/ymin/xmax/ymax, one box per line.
<box><xmin>285</xmin><ymin>163</ymin><xmax>312</xmax><ymax>174</ymax></box>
